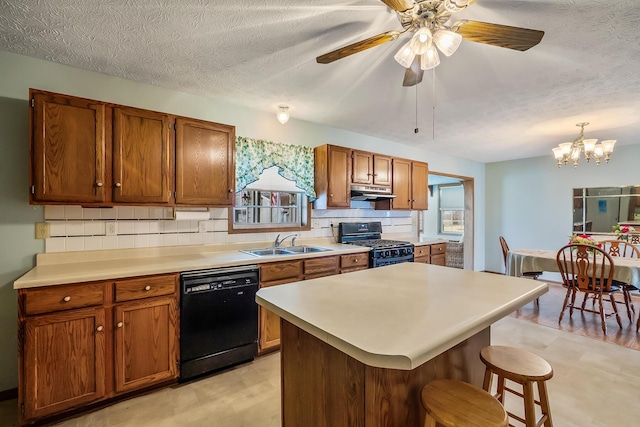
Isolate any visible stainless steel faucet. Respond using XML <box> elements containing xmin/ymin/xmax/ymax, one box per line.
<box><xmin>274</xmin><ymin>233</ymin><xmax>297</xmax><ymax>247</ymax></box>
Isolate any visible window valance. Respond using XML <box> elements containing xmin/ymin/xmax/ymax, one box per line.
<box><xmin>236</xmin><ymin>136</ymin><xmax>316</xmax><ymax>201</ymax></box>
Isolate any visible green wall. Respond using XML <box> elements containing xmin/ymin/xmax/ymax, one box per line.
<box><xmin>0</xmin><ymin>50</ymin><xmax>486</xmax><ymax>392</ymax></box>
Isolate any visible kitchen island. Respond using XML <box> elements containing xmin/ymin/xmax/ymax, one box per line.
<box><xmin>256</xmin><ymin>262</ymin><xmax>547</xmax><ymax>426</ymax></box>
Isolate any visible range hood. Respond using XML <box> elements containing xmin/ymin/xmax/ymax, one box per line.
<box><xmin>350</xmin><ymin>185</ymin><xmax>397</xmax><ymax>201</ymax></box>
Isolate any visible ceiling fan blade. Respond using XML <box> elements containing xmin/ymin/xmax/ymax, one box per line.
<box><xmin>316</xmin><ymin>30</ymin><xmax>400</xmax><ymax>64</ymax></box>
<box><xmin>402</xmin><ymin>56</ymin><xmax>424</xmax><ymax>87</ymax></box>
<box><xmin>379</xmin><ymin>0</ymin><xmax>415</xmax><ymax>12</ymax></box>
<box><xmin>456</xmin><ymin>20</ymin><xmax>544</xmax><ymax>51</ymax></box>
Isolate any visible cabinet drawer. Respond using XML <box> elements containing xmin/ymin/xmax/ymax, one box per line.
<box><xmin>260</xmin><ymin>261</ymin><xmax>303</xmax><ymax>283</ymax></box>
<box><xmin>414</xmin><ymin>246</ymin><xmax>430</xmax><ymax>258</ymax></box>
<box><xmin>304</xmin><ymin>256</ymin><xmax>339</xmax><ymax>277</ymax></box>
<box><xmin>114</xmin><ymin>274</ymin><xmax>177</xmax><ymax>302</ymax></box>
<box><xmin>414</xmin><ymin>255</ymin><xmax>430</xmax><ymax>264</ymax></box>
<box><xmin>23</xmin><ymin>282</ymin><xmax>105</xmax><ymax>316</ymax></box>
<box><xmin>431</xmin><ymin>254</ymin><xmax>447</xmax><ymax>266</ymax></box>
<box><xmin>340</xmin><ymin>253</ymin><xmax>369</xmax><ymax>270</ymax></box>
<box><xmin>430</xmin><ymin>243</ymin><xmax>447</xmax><ymax>255</ymax></box>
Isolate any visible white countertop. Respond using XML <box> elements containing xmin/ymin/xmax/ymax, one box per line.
<box><xmin>256</xmin><ymin>263</ymin><xmax>547</xmax><ymax>370</ymax></box>
<box><xmin>13</xmin><ymin>242</ymin><xmax>369</xmax><ymax>289</ymax></box>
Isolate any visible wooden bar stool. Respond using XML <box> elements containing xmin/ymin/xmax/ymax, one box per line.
<box><xmin>480</xmin><ymin>346</ymin><xmax>554</xmax><ymax>427</ymax></box>
<box><xmin>420</xmin><ymin>379</ymin><xmax>508</xmax><ymax>427</ymax></box>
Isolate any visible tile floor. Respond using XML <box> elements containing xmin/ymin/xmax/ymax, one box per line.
<box><xmin>2</xmin><ymin>316</ymin><xmax>640</xmax><ymax>426</ymax></box>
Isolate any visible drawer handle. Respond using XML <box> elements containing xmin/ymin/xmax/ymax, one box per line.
<box><xmin>144</xmin><ymin>285</ymin><xmax>151</xmax><ymax>291</ymax></box>
<box><xmin>117</xmin><ymin>322</ymin><xmax>123</xmax><ymax>328</ymax></box>
<box><xmin>63</xmin><ymin>296</ymin><xmax>71</xmax><ymax>302</ymax></box>
<box><xmin>96</xmin><ymin>326</ymin><xmax>103</xmax><ymax>332</ymax></box>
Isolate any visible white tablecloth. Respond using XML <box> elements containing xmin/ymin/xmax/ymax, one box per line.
<box><xmin>506</xmin><ymin>249</ymin><xmax>640</xmax><ymax>288</ymax></box>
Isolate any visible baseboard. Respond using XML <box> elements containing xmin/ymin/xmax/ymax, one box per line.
<box><xmin>0</xmin><ymin>387</ymin><xmax>17</xmax><ymax>401</ymax></box>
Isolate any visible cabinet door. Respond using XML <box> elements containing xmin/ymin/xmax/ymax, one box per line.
<box><xmin>112</xmin><ymin>107</ymin><xmax>172</xmax><ymax>204</ymax></box>
<box><xmin>31</xmin><ymin>91</ymin><xmax>107</xmax><ymax>204</ymax></box>
<box><xmin>114</xmin><ymin>297</ymin><xmax>178</xmax><ymax>394</ymax></box>
<box><xmin>175</xmin><ymin>118</ymin><xmax>235</xmax><ymax>206</ymax></box>
<box><xmin>373</xmin><ymin>155</ymin><xmax>392</xmax><ymax>187</ymax></box>
<box><xmin>411</xmin><ymin>161</ymin><xmax>429</xmax><ymax>210</ymax></box>
<box><xmin>327</xmin><ymin>145</ymin><xmax>351</xmax><ymax>208</ymax></box>
<box><xmin>259</xmin><ymin>280</ymin><xmax>287</xmax><ymax>352</ymax></box>
<box><xmin>391</xmin><ymin>158</ymin><xmax>411</xmax><ymax>210</ymax></box>
<box><xmin>352</xmin><ymin>150</ymin><xmax>372</xmax><ymax>185</ymax></box>
<box><xmin>23</xmin><ymin>307</ymin><xmax>106</xmax><ymax>421</ymax></box>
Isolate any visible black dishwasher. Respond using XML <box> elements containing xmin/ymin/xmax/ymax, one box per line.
<box><xmin>180</xmin><ymin>265</ymin><xmax>259</xmax><ymax>381</ymax></box>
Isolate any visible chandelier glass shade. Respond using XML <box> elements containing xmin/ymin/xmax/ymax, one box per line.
<box><xmin>394</xmin><ymin>26</ymin><xmax>462</xmax><ymax>71</ymax></box>
<box><xmin>552</xmin><ymin>122</ymin><xmax>616</xmax><ymax>168</ymax></box>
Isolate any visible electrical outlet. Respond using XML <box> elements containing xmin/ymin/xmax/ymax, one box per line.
<box><xmin>198</xmin><ymin>221</ymin><xmax>207</xmax><ymax>233</ymax></box>
<box><xmin>105</xmin><ymin>221</ymin><xmax>117</xmax><ymax>236</ymax></box>
<box><xmin>312</xmin><ymin>219</ymin><xmax>321</xmax><ymax>229</ymax></box>
<box><xmin>35</xmin><ymin>222</ymin><xmax>50</xmax><ymax>239</ymax></box>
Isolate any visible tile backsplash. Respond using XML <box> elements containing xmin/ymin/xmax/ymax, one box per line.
<box><xmin>42</xmin><ymin>205</ymin><xmax>416</xmax><ymax>253</ymax></box>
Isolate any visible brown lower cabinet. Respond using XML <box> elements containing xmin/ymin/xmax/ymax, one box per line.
<box><xmin>413</xmin><ymin>243</ymin><xmax>448</xmax><ymax>266</ymax></box>
<box><xmin>18</xmin><ymin>273</ymin><xmax>179</xmax><ymax>425</ymax></box>
<box><xmin>258</xmin><ymin>254</ymin><xmax>369</xmax><ymax>353</ymax></box>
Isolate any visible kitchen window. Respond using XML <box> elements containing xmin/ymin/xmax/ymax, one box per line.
<box><xmin>438</xmin><ymin>184</ymin><xmax>464</xmax><ymax>235</ymax></box>
<box><xmin>230</xmin><ymin>166</ymin><xmax>310</xmax><ymax>232</ymax></box>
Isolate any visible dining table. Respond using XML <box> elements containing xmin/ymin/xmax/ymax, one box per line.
<box><xmin>506</xmin><ymin>249</ymin><xmax>640</xmax><ymax>288</ymax></box>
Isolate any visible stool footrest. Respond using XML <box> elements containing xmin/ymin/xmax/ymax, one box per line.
<box><xmin>503</xmin><ymin>385</ymin><xmax>544</xmax><ymax>406</ymax></box>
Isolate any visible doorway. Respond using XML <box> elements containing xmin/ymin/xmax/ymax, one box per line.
<box><xmin>422</xmin><ymin>172</ymin><xmax>474</xmax><ymax>270</ymax></box>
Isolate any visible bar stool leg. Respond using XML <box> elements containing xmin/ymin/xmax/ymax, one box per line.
<box><xmin>496</xmin><ymin>375</ymin><xmax>506</xmax><ymax>403</ymax></box>
<box><xmin>537</xmin><ymin>380</ymin><xmax>554</xmax><ymax>427</ymax></box>
<box><xmin>483</xmin><ymin>367</ymin><xmax>493</xmax><ymax>395</ymax></box>
<box><xmin>522</xmin><ymin>381</ymin><xmax>536</xmax><ymax>427</ymax></box>
<box><xmin>423</xmin><ymin>413</ymin><xmax>436</xmax><ymax>427</ymax></box>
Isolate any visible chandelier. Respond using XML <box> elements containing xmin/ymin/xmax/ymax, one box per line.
<box><xmin>551</xmin><ymin>122</ymin><xmax>616</xmax><ymax>168</ymax></box>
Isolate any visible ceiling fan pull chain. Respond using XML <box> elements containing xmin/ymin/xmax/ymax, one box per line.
<box><xmin>432</xmin><ymin>68</ymin><xmax>436</xmax><ymax>142</ymax></box>
<box><xmin>415</xmin><ymin>84</ymin><xmax>419</xmax><ymax>134</ymax></box>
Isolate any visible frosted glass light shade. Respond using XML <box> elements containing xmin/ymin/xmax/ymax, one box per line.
<box><xmin>420</xmin><ymin>44</ymin><xmax>440</xmax><ymax>70</ymax></box>
<box><xmin>601</xmin><ymin>140</ymin><xmax>617</xmax><ymax>154</ymax></box>
<box><xmin>409</xmin><ymin>28</ymin><xmax>432</xmax><ymax>55</ymax></box>
<box><xmin>558</xmin><ymin>142</ymin><xmax>572</xmax><ymax>156</ymax></box>
<box><xmin>552</xmin><ymin>147</ymin><xmax>564</xmax><ymax>160</ymax></box>
<box><xmin>444</xmin><ymin>0</ymin><xmax>470</xmax><ymax>13</ymax></box>
<box><xmin>433</xmin><ymin>29</ymin><xmax>462</xmax><ymax>57</ymax></box>
<box><xmin>593</xmin><ymin>143</ymin><xmax>604</xmax><ymax>157</ymax></box>
<box><xmin>277</xmin><ymin>106</ymin><xmax>289</xmax><ymax>124</ymax></box>
<box><xmin>394</xmin><ymin>41</ymin><xmax>416</xmax><ymax>68</ymax></box>
<box><xmin>582</xmin><ymin>138</ymin><xmax>597</xmax><ymax>155</ymax></box>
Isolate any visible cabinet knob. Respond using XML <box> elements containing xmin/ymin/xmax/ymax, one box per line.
<box><xmin>115</xmin><ymin>182</ymin><xmax>122</xmax><ymax>188</ymax></box>
<box><xmin>144</xmin><ymin>285</ymin><xmax>151</xmax><ymax>291</ymax></box>
<box><xmin>228</xmin><ymin>189</ymin><xmax>233</xmax><ymax>193</ymax></box>
<box><xmin>63</xmin><ymin>296</ymin><xmax>71</xmax><ymax>302</ymax></box>
<box><xmin>96</xmin><ymin>182</ymin><xmax>103</xmax><ymax>187</ymax></box>
<box><xmin>117</xmin><ymin>322</ymin><xmax>123</xmax><ymax>328</ymax></box>
<box><xmin>330</xmin><ymin>194</ymin><xmax>333</xmax><ymax>197</ymax></box>
<box><xmin>96</xmin><ymin>326</ymin><xmax>103</xmax><ymax>332</ymax></box>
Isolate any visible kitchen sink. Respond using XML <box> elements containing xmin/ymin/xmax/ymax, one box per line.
<box><xmin>282</xmin><ymin>246</ymin><xmax>332</xmax><ymax>254</ymax></box>
<box><xmin>241</xmin><ymin>246</ymin><xmax>332</xmax><ymax>257</ymax></box>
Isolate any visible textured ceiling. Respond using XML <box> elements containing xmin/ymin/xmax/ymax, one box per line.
<box><xmin>1</xmin><ymin>0</ymin><xmax>639</xmax><ymax>163</ymax></box>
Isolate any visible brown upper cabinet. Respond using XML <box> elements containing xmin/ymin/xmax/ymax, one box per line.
<box><xmin>314</xmin><ymin>144</ymin><xmax>351</xmax><ymax>209</ymax></box>
<box><xmin>29</xmin><ymin>89</ymin><xmax>235</xmax><ymax>207</ymax></box>
<box><xmin>376</xmin><ymin>159</ymin><xmax>429</xmax><ymax>210</ymax></box>
<box><xmin>175</xmin><ymin>118</ymin><xmax>235</xmax><ymax>206</ymax></box>
<box><xmin>352</xmin><ymin>150</ymin><xmax>391</xmax><ymax>187</ymax></box>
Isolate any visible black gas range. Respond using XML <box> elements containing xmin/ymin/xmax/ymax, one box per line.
<box><xmin>338</xmin><ymin>222</ymin><xmax>414</xmax><ymax>268</ymax></box>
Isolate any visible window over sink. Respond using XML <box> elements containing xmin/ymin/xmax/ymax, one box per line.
<box><xmin>230</xmin><ymin>166</ymin><xmax>310</xmax><ymax>233</ymax></box>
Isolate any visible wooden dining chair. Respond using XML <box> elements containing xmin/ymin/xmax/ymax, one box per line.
<box><xmin>600</xmin><ymin>240</ymin><xmax>639</xmax><ymax>320</ymax></box>
<box><xmin>499</xmin><ymin>236</ymin><xmax>542</xmax><ymax>305</ymax></box>
<box><xmin>556</xmin><ymin>243</ymin><xmax>622</xmax><ymax>335</ymax></box>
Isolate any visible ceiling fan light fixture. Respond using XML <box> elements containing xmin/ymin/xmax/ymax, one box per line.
<box><xmin>394</xmin><ymin>40</ymin><xmax>417</xmax><ymax>68</ymax></box>
<box><xmin>276</xmin><ymin>105</ymin><xmax>290</xmax><ymax>124</ymax></box>
<box><xmin>409</xmin><ymin>27</ymin><xmax>432</xmax><ymax>55</ymax></box>
<box><xmin>420</xmin><ymin>44</ymin><xmax>440</xmax><ymax>70</ymax></box>
<box><xmin>433</xmin><ymin>29</ymin><xmax>462</xmax><ymax>57</ymax></box>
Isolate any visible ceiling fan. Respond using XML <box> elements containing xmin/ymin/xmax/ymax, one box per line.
<box><xmin>316</xmin><ymin>0</ymin><xmax>544</xmax><ymax>86</ymax></box>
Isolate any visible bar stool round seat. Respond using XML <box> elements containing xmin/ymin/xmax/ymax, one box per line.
<box><xmin>420</xmin><ymin>379</ymin><xmax>508</xmax><ymax>427</ymax></box>
<box><xmin>480</xmin><ymin>346</ymin><xmax>554</xmax><ymax>427</ymax></box>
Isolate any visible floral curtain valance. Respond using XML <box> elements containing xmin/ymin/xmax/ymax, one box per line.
<box><xmin>236</xmin><ymin>136</ymin><xmax>316</xmax><ymax>201</ymax></box>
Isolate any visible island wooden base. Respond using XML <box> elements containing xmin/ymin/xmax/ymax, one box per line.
<box><xmin>280</xmin><ymin>319</ymin><xmax>490</xmax><ymax>427</ymax></box>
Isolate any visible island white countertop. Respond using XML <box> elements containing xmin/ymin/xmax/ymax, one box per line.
<box><xmin>256</xmin><ymin>263</ymin><xmax>547</xmax><ymax>370</ymax></box>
